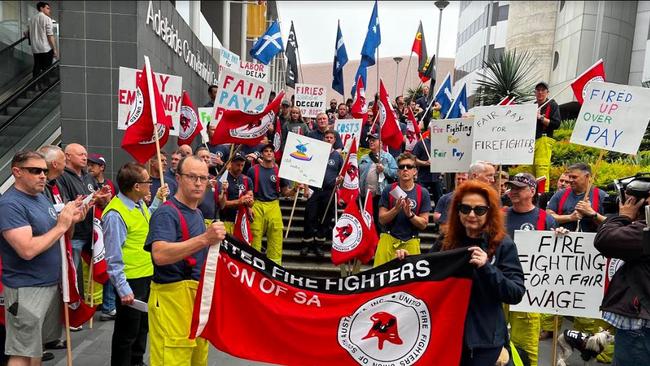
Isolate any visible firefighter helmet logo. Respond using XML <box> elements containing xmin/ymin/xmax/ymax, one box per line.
<box><xmin>179</xmin><ymin>105</ymin><xmax>198</xmax><ymax>140</ymax></box>
<box><xmin>331</xmin><ymin>213</ymin><xmax>362</xmax><ymax>253</ymax></box>
<box><xmin>582</xmin><ymin>76</ymin><xmax>605</xmax><ymax>100</ymax></box>
<box><xmin>125</xmin><ymin>87</ymin><xmax>144</xmax><ymax>128</ymax></box>
<box><xmin>338</xmin><ymin>292</ymin><xmax>431</xmax><ymax>365</ymax></box>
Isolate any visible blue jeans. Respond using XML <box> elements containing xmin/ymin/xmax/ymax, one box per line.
<box><xmin>613</xmin><ymin>327</ymin><xmax>650</xmax><ymax>365</ymax></box>
<box><xmin>102</xmin><ymin>281</ymin><xmax>116</xmax><ymax>313</ymax></box>
<box><xmin>71</xmin><ymin>239</ymin><xmax>87</xmax><ymax>298</ymax></box>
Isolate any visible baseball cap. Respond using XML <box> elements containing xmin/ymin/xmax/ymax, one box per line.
<box><xmin>506</xmin><ymin>173</ymin><xmax>536</xmax><ymax>190</ymax></box>
<box><xmin>281</xmin><ymin>100</ymin><xmax>291</xmax><ymax>106</ymax></box>
<box><xmin>367</xmin><ymin>132</ymin><xmax>379</xmax><ymax>140</ymax></box>
<box><xmin>535</xmin><ymin>81</ymin><xmax>549</xmax><ymax>90</ymax></box>
<box><xmin>261</xmin><ymin>142</ymin><xmax>275</xmax><ymax>152</ymax></box>
<box><xmin>232</xmin><ymin>152</ymin><xmax>247</xmax><ymax>162</ymax></box>
<box><xmin>88</xmin><ymin>153</ymin><xmax>106</xmax><ymax>166</ymax></box>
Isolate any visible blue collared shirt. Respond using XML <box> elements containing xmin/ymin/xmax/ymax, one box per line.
<box><xmin>602</xmin><ymin>311</ymin><xmax>650</xmax><ymax>330</ymax></box>
<box><xmin>102</xmin><ymin>192</ymin><xmax>160</xmax><ymax>297</ymax></box>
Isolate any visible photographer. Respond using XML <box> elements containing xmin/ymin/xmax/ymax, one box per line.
<box><xmin>594</xmin><ymin>177</ymin><xmax>650</xmax><ymax>364</ymax></box>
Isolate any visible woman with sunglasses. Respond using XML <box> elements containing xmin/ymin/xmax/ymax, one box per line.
<box><xmin>398</xmin><ymin>180</ymin><xmax>524</xmax><ymax>365</ymax></box>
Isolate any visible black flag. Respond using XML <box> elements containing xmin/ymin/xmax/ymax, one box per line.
<box><xmin>423</xmin><ymin>55</ymin><xmax>436</xmax><ymax>101</ymax></box>
<box><xmin>285</xmin><ymin>21</ymin><xmax>299</xmax><ymax>88</ymax></box>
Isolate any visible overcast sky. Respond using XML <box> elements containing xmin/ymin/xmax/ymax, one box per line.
<box><xmin>276</xmin><ymin>1</ymin><xmax>460</xmax><ymax>65</ymax></box>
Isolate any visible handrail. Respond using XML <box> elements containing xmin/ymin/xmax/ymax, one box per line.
<box><xmin>0</xmin><ymin>36</ymin><xmax>28</xmax><ymax>55</ymax></box>
<box><xmin>0</xmin><ymin>62</ymin><xmax>59</xmax><ymax>135</ymax></box>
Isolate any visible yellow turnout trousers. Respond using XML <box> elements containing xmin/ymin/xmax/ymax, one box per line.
<box><xmin>573</xmin><ymin>317</ymin><xmax>615</xmax><ymax>363</ymax></box>
<box><xmin>149</xmin><ymin>280</ymin><xmax>208</xmax><ymax>366</ymax></box>
<box><xmin>250</xmin><ymin>200</ymin><xmax>284</xmax><ymax>265</ymax></box>
<box><xmin>509</xmin><ymin>311</ymin><xmax>540</xmax><ymax>366</ymax></box>
<box><xmin>82</xmin><ymin>260</ymin><xmax>103</xmax><ymax>305</ymax></box>
<box><xmin>223</xmin><ymin>221</ymin><xmax>235</xmax><ymax>235</ymax></box>
<box><xmin>533</xmin><ymin>136</ymin><xmax>555</xmax><ymax>192</ymax></box>
<box><xmin>373</xmin><ymin>233</ymin><xmax>421</xmax><ymax>267</ymax></box>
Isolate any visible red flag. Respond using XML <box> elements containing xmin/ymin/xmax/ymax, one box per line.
<box><xmin>81</xmin><ymin>208</ymin><xmax>108</xmax><ymax>284</ymax></box>
<box><xmin>412</xmin><ymin>21</ymin><xmax>430</xmax><ymax>83</ymax></box>
<box><xmin>404</xmin><ymin>107</ymin><xmax>421</xmax><ymax>152</ymax></box>
<box><xmin>190</xmin><ymin>236</ymin><xmax>473</xmax><ymax>366</ymax></box>
<box><xmin>210</xmin><ymin>91</ymin><xmax>285</xmax><ymax>146</ymax></box>
<box><xmin>571</xmin><ymin>59</ymin><xmax>606</xmax><ymax>104</ymax></box>
<box><xmin>121</xmin><ymin>63</ymin><xmax>173</xmax><ymax>163</ymax></box>
<box><xmin>60</xmin><ymin>236</ymin><xmax>97</xmax><ymax>328</ymax></box>
<box><xmin>177</xmin><ymin>91</ymin><xmax>203</xmax><ymax>146</ymax></box>
<box><xmin>535</xmin><ymin>176</ymin><xmax>547</xmax><ymax>195</ymax></box>
<box><xmin>350</xmin><ymin>76</ymin><xmax>368</xmax><ymax>124</ymax></box>
<box><xmin>337</xmin><ymin>137</ymin><xmax>360</xmax><ymax>205</ymax></box>
<box><xmin>359</xmin><ymin>190</ymin><xmax>379</xmax><ymax>264</ymax></box>
<box><xmin>378</xmin><ymin>80</ymin><xmax>403</xmax><ymax>150</ymax></box>
<box><xmin>233</xmin><ymin>206</ymin><xmax>254</xmax><ymax>245</ymax></box>
<box><xmin>331</xmin><ymin>200</ymin><xmax>374</xmax><ymax>265</ymax></box>
<box><xmin>273</xmin><ymin>116</ymin><xmax>282</xmax><ymax>161</ymax></box>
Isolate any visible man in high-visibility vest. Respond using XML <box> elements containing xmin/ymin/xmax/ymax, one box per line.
<box><xmin>145</xmin><ymin>156</ymin><xmax>226</xmax><ymax>366</ymax></box>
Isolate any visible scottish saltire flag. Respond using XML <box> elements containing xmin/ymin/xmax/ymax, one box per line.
<box><xmin>351</xmin><ymin>0</ymin><xmax>381</xmax><ymax>96</ymax></box>
<box><xmin>434</xmin><ymin>73</ymin><xmax>453</xmax><ymax>117</ymax></box>
<box><xmin>250</xmin><ymin>20</ymin><xmax>283</xmax><ymax>65</ymax></box>
<box><xmin>445</xmin><ymin>83</ymin><xmax>468</xmax><ymax>119</ymax></box>
<box><xmin>332</xmin><ymin>21</ymin><xmax>349</xmax><ymax>96</ymax></box>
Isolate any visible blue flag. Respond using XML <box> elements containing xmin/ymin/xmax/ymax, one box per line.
<box><xmin>332</xmin><ymin>21</ymin><xmax>349</xmax><ymax>96</ymax></box>
<box><xmin>434</xmin><ymin>73</ymin><xmax>453</xmax><ymax>117</ymax></box>
<box><xmin>250</xmin><ymin>20</ymin><xmax>284</xmax><ymax>65</ymax></box>
<box><xmin>446</xmin><ymin>83</ymin><xmax>468</xmax><ymax>119</ymax></box>
<box><xmin>351</xmin><ymin>0</ymin><xmax>381</xmax><ymax>96</ymax></box>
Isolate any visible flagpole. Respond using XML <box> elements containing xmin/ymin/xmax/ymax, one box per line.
<box><xmin>321</xmin><ymin>138</ymin><xmax>355</xmax><ymax>224</ymax></box>
<box><xmin>284</xmin><ymin>187</ymin><xmax>301</xmax><ymax>239</ymax></box>
<box><xmin>292</xmin><ymin>21</ymin><xmax>305</xmax><ymax>84</ymax></box>
<box><xmin>144</xmin><ymin>56</ymin><xmax>167</xmax><ymax>202</ymax></box>
<box><xmin>401</xmin><ymin>54</ymin><xmax>413</xmax><ymax>96</ymax></box>
<box><xmin>538</xmin><ymin>83</ymin><xmax>571</xmax><ymax>110</ymax></box>
<box><xmin>63</xmin><ymin>304</ymin><xmax>73</xmax><ymax>366</ymax></box>
<box><xmin>87</xmin><ymin>215</ymin><xmax>95</xmax><ymax>329</ymax></box>
<box><xmin>59</xmin><ymin>237</ymin><xmax>73</xmax><ymax>366</ymax></box>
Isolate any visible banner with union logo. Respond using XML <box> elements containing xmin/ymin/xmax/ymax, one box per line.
<box><xmin>190</xmin><ymin>235</ymin><xmax>473</xmax><ymax>366</ymax></box>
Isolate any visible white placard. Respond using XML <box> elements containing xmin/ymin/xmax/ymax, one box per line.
<box><xmin>117</xmin><ymin>67</ymin><xmax>182</xmax><ymax>136</ymax></box>
<box><xmin>570</xmin><ymin>82</ymin><xmax>650</xmax><ymax>154</ymax></box>
<box><xmin>240</xmin><ymin>61</ymin><xmax>269</xmax><ymax>82</ymax></box>
<box><xmin>216</xmin><ymin>68</ymin><xmax>271</xmax><ymax>118</ymax></box>
<box><xmin>429</xmin><ymin>117</ymin><xmax>474</xmax><ymax>173</ymax></box>
<box><xmin>334</xmin><ymin>119</ymin><xmax>362</xmax><ymax>151</ymax></box>
<box><xmin>295</xmin><ymin>84</ymin><xmax>327</xmax><ymax>118</ymax></box>
<box><xmin>510</xmin><ymin>231</ymin><xmax>605</xmax><ymax>318</ymax></box>
<box><xmin>279</xmin><ymin>132</ymin><xmax>331</xmax><ymax>188</ymax></box>
<box><xmin>471</xmin><ymin>104</ymin><xmax>537</xmax><ymax>165</ymax></box>
<box><xmin>218</xmin><ymin>48</ymin><xmax>241</xmax><ymax>76</ymax></box>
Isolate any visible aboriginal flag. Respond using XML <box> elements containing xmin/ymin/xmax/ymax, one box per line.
<box><xmin>191</xmin><ymin>235</ymin><xmax>473</xmax><ymax>366</ymax></box>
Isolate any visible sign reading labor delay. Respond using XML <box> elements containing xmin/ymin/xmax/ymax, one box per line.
<box><xmin>429</xmin><ymin>117</ymin><xmax>474</xmax><ymax>173</ymax></box>
<box><xmin>295</xmin><ymin>84</ymin><xmax>327</xmax><ymax>118</ymax></box>
<box><xmin>240</xmin><ymin>61</ymin><xmax>269</xmax><ymax>82</ymax></box>
<box><xmin>118</xmin><ymin>66</ymin><xmax>182</xmax><ymax>136</ymax></box>
<box><xmin>279</xmin><ymin>132</ymin><xmax>331</xmax><ymax>188</ymax></box>
<box><xmin>510</xmin><ymin>231</ymin><xmax>606</xmax><ymax>319</ymax></box>
<box><xmin>216</xmin><ymin>68</ymin><xmax>271</xmax><ymax>119</ymax></box>
<box><xmin>570</xmin><ymin>82</ymin><xmax>650</xmax><ymax>154</ymax></box>
<box><xmin>471</xmin><ymin>104</ymin><xmax>537</xmax><ymax>165</ymax></box>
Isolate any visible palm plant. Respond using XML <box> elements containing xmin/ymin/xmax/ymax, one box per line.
<box><xmin>474</xmin><ymin>49</ymin><xmax>538</xmax><ymax>106</ymax></box>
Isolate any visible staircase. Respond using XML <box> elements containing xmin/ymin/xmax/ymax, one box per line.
<box><xmin>273</xmin><ymin>196</ymin><xmax>439</xmax><ymax>278</ymax></box>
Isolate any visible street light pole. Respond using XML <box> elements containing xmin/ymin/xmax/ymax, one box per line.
<box><xmin>434</xmin><ymin>1</ymin><xmax>449</xmax><ymax>67</ymax></box>
<box><xmin>393</xmin><ymin>56</ymin><xmax>403</xmax><ymax>96</ymax></box>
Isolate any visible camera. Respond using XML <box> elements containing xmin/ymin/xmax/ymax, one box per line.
<box><xmin>613</xmin><ymin>172</ymin><xmax>650</xmax><ymax>203</ymax></box>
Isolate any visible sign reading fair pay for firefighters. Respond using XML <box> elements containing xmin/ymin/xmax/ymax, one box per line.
<box><xmin>511</xmin><ymin>231</ymin><xmax>606</xmax><ymax>318</ymax></box>
<box><xmin>279</xmin><ymin>132</ymin><xmax>331</xmax><ymax>188</ymax></box>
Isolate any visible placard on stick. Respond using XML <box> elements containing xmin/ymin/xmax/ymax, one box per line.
<box><xmin>511</xmin><ymin>231</ymin><xmax>606</xmax><ymax>318</ymax></box>
<box><xmin>570</xmin><ymin>81</ymin><xmax>650</xmax><ymax>154</ymax></box>
<box><xmin>215</xmin><ymin>68</ymin><xmax>271</xmax><ymax>122</ymax></box>
<box><xmin>295</xmin><ymin>84</ymin><xmax>327</xmax><ymax>118</ymax></box>
<box><xmin>279</xmin><ymin>132</ymin><xmax>331</xmax><ymax>188</ymax></box>
<box><xmin>118</xmin><ymin>66</ymin><xmax>182</xmax><ymax>136</ymax></box>
<box><xmin>471</xmin><ymin>104</ymin><xmax>537</xmax><ymax>165</ymax></box>
<box><xmin>429</xmin><ymin>117</ymin><xmax>474</xmax><ymax>173</ymax></box>
<box><xmin>240</xmin><ymin>61</ymin><xmax>269</xmax><ymax>82</ymax></box>
<box><xmin>334</xmin><ymin>119</ymin><xmax>362</xmax><ymax>151</ymax></box>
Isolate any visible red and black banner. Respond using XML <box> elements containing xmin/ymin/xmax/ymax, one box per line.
<box><xmin>191</xmin><ymin>235</ymin><xmax>473</xmax><ymax>366</ymax></box>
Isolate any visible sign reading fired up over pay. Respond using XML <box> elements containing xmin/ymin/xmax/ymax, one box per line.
<box><xmin>571</xmin><ymin>82</ymin><xmax>650</xmax><ymax>154</ymax></box>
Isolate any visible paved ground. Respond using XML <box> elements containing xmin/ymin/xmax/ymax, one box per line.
<box><xmin>43</xmin><ymin>315</ymin><xmax>610</xmax><ymax>366</ymax></box>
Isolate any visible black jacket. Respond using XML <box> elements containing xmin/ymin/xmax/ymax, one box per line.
<box><xmin>433</xmin><ymin>234</ymin><xmax>525</xmax><ymax>349</ymax></box>
<box><xmin>56</xmin><ymin>167</ymin><xmax>98</xmax><ymax>241</ymax></box>
<box><xmin>595</xmin><ymin>215</ymin><xmax>650</xmax><ymax>321</ymax></box>
<box><xmin>536</xmin><ymin>99</ymin><xmax>561</xmax><ymax>139</ymax></box>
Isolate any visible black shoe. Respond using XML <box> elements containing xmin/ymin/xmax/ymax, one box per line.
<box><xmin>300</xmin><ymin>246</ymin><xmax>310</xmax><ymax>257</ymax></box>
<box><xmin>42</xmin><ymin>352</ymin><xmax>55</xmax><ymax>362</ymax></box>
<box><xmin>132</xmin><ymin>362</ymin><xmax>147</xmax><ymax>366</ymax></box>
<box><xmin>44</xmin><ymin>339</ymin><xmax>66</xmax><ymax>350</ymax></box>
<box><xmin>313</xmin><ymin>246</ymin><xmax>324</xmax><ymax>258</ymax></box>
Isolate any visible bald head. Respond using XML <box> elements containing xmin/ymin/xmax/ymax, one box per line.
<box><xmin>64</xmin><ymin>143</ymin><xmax>87</xmax><ymax>172</ymax></box>
<box><xmin>178</xmin><ymin>144</ymin><xmax>193</xmax><ymax>157</ymax></box>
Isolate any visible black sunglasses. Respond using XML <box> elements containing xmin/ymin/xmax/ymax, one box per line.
<box><xmin>137</xmin><ymin>180</ymin><xmax>153</xmax><ymax>184</ymax></box>
<box><xmin>398</xmin><ymin>164</ymin><xmax>415</xmax><ymax>170</ymax></box>
<box><xmin>458</xmin><ymin>204</ymin><xmax>490</xmax><ymax>216</ymax></box>
<box><xmin>20</xmin><ymin>166</ymin><xmax>48</xmax><ymax>175</ymax></box>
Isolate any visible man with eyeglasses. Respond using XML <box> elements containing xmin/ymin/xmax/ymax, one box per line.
<box><xmin>247</xmin><ymin>144</ymin><xmax>300</xmax><ymax>265</ymax></box>
<box><xmin>373</xmin><ymin>152</ymin><xmax>431</xmax><ymax>267</ymax></box>
<box><xmin>503</xmin><ymin>172</ymin><xmax>557</xmax><ymax>366</ymax></box>
<box><xmin>533</xmin><ymin>82</ymin><xmax>561</xmax><ymax>192</ymax></box>
<box><xmin>102</xmin><ymin>162</ymin><xmax>165</xmax><ymax>366</ymax></box>
<box><xmin>145</xmin><ymin>156</ymin><xmax>226</xmax><ymax>366</ymax></box>
<box><xmin>0</xmin><ymin>151</ymin><xmax>86</xmax><ymax>366</ymax></box>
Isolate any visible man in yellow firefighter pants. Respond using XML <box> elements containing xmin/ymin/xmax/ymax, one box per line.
<box><xmin>247</xmin><ymin>144</ymin><xmax>301</xmax><ymax>265</ymax></box>
<box><xmin>221</xmin><ymin>152</ymin><xmax>254</xmax><ymax>234</ymax></box>
<box><xmin>145</xmin><ymin>156</ymin><xmax>226</xmax><ymax>366</ymax></box>
<box><xmin>533</xmin><ymin>82</ymin><xmax>561</xmax><ymax>192</ymax></box>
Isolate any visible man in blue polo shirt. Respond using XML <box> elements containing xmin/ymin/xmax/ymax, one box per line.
<box><xmin>221</xmin><ymin>152</ymin><xmax>254</xmax><ymax>234</ymax></box>
<box><xmin>0</xmin><ymin>150</ymin><xmax>86</xmax><ymax>366</ymax></box>
<box><xmin>145</xmin><ymin>156</ymin><xmax>226</xmax><ymax>366</ymax></box>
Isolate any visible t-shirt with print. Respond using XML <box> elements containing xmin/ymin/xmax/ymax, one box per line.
<box><xmin>144</xmin><ymin>197</ymin><xmax>208</xmax><ymax>283</ymax></box>
<box><xmin>0</xmin><ymin>187</ymin><xmax>61</xmax><ymax>287</ymax></box>
<box><xmin>379</xmin><ymin>184</ymin><xmax>432</xmax><ymax>240</ymax></box>
<box><xmin>221</xmin><ymin>173</ymin><xmax>253</xmax><ymax>222</ymax></box>
<box><xmin>505</xmin><ymin>207</ymin><xmax>557</xmax><ymax>239</ymax></box>
<box><xmin>547</xmin><ymin>187</ymin><xmax>606</xmax><ymax>232</ymax></box>
<box><xmin>319</xmin><ymin>150</ymin><xmax>343</xmax><ymax>191</ymax></box>
<box><xmin>247</xmin><ymin>165</ymin><xmax>290</xmax><ymax>202</ymax></box>
<box><xmin>434</xmin><ymin>192</ymin><xmax>453</xmax><ymax>224</ymax></box>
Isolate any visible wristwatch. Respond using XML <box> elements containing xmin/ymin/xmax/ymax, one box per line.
<box><xmin>591</xmin><ymin>212</ymin><xmax>598</xmax><ymax>220</ymax></box>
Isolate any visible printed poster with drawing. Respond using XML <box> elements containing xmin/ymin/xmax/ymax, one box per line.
<box><xmin>429</xmin><ymin>117</ymin><xmax>474</xmax><ymax>173</ymax></box>
<box><xmin>279</xmin><ymin>132</ymin><xmax>331</xmax><ymax>188</ymax></box>
<box><xmin>570</xmin><ymin>81</ymin><xmax>650</xmax><ymax>155</ymax></box>
<box><xmin>117</xmin><ymin>66</ymin><xmax>182</xmax><ymax>136</ymax></box>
